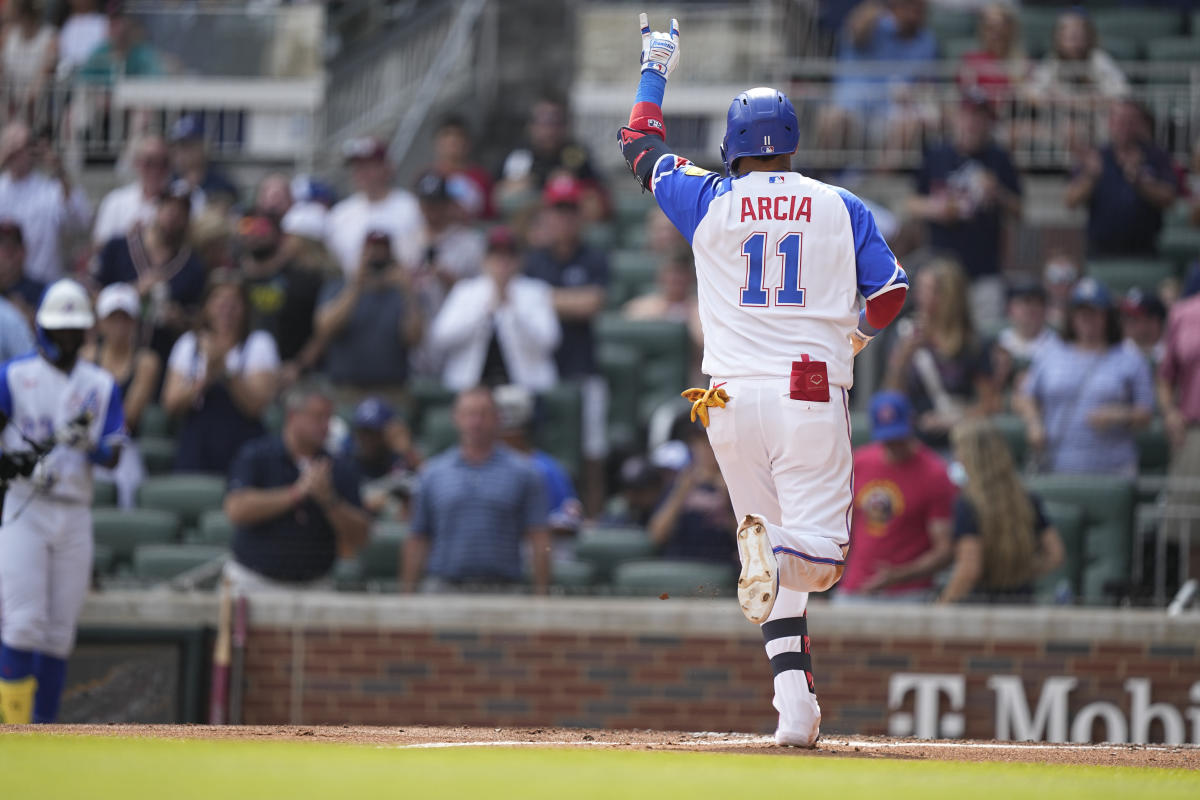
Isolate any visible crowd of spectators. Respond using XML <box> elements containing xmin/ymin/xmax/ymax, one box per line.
<box><xmin>0</xmin><ymin>0</ymin><xmax>1194</xmax><ymax>604</ymax></box>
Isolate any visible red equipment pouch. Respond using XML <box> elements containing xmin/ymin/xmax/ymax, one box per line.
<box><xmin>790</xmin><ymin>359</ymin><xmax>830</xmax><ymax>403</ymax></box>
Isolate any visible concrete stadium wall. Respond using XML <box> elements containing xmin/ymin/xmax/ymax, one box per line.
<box><xmin>80</xmin><ymin>594</ymin><xmax>1200</xmax><ymax>743</ymax></box>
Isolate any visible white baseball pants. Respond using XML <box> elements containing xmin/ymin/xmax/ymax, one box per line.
<box><xmin>0</xmin><ymin>492</ymin><xmax>93</xmax><ymax>658</ymax></box>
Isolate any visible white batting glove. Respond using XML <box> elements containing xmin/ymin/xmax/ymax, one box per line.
<box><xmin>639</xmin><ymin>13</ymin><xmax>680</xmax><ymax>79</ymax></box>
<box><xmin>55</xmin><ymin>415</ymin><xmax>91</xmax><ymax>450</ymax></box>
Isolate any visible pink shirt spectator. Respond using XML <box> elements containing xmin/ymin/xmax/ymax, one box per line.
<box><xmin>1160</xmin><ymin>294</ymin><xmax>1200</xmax><ymax>423</ymax></box>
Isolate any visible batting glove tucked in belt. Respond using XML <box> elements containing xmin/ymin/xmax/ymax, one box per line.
<box><xmin>0</xmin><ymin>451</ymin><xmax>39</xmax><ymax>481</ymax></box>
<box><xmin>639</xmin><ymin>13</ymin><xmax>680</xmax><ymax>79</ymax></box>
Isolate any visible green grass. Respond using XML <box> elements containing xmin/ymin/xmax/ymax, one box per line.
<box><xmin>0</xmin><ymin>734</ymin><xmax>1197</xmax><ymax>800</ymax></box>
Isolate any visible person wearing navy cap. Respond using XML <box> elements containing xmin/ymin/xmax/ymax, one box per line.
<box><xmin>168</xmin><ymin>114</ymin><xmax>239</xmax><ymax>215</ymax></box>
<box><xmin>349</xmin><ymin>396</ymin><xmax>421</xmax><ymax>519</ymax></box>
<box><xmin>1119</xmin><ymin>287</ymin><xmax>1167</xmax><ymax>369</ymax></box>
<box><xmin>1017</xmin><ymin>277</ymin><xmax>1154</xmax><ymax>476</ymax></box>
<box><xmin>838</xmin><ymin>391</ymin><xmax>956</xmax><ymax>603</ymax></box>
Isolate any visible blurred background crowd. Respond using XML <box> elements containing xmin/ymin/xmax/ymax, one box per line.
<box><xmin>0</xmin><ymin>0</ymin><xmax>1197</xmax><ymax>609</ymax></box>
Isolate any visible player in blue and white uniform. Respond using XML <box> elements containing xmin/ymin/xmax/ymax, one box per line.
<box><xmin>0</xmin><ymin>279</ymin><xmax>125</xmax><ymax>724</ymax></box>
<box><xmin>621</xmin><ymin>15</ymin><xmax>909</xmax><ymax>746</ymax></box>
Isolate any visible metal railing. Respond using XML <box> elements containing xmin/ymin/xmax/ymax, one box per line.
<box><xmin>573</xmin><ymin>59</ymin><xmax>1200</xmax><ymax>174</ymax></box>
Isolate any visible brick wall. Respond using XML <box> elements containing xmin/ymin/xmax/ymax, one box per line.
<box><xmin>238</xmin><ymin>610</ymin><xmax>1200</xmax><ymax>741</ymax></box>
<box><xmin>79</xmin><ymin>593</ymin><xmax>1200</xmax><ymax>741</ymax></box>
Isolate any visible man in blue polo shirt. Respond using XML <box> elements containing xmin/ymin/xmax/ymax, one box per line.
<box><xmin>223</xmin><ymin>382</ymin><xmax>371</xmax><ymax>592</ymax></box>
<box><xmin>402</xmin><ymin>385</ymin><xmax>550</xmax><ymax>593</ymax></box>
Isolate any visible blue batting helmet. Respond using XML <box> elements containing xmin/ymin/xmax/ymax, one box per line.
<box><xmin>720</xmin><ymin>87</ymin><xmax>799</xmax><ymax>175</ymax></box>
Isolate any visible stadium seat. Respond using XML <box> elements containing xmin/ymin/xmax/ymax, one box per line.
<box><xmin>263</xmin><ymin>403</ymin><xmax>284</xmax><ymax>434</ymax></box>
<box><xmin>132</xmin><ymin>544</ymin><xmax>226</xmax><ymax>581</ymax></box>
<box><xmin>409</xmin><ymin>378</ymin><xmax>456</xmax><ymax>432</ymax></box>
<box><xmin>138</xmin><ymin>404</ymin><xmax>170</xmax><ymax>438</ymax></box>
<box><xmin>1093</xmin><ymin>9</ymin><xmax>1182</xmax><ymax>49</ymax></box>
<box><xmin>1085</xmin><ymin>258</ymin><xmax>1176</xmax><ymax>295</ymax></box>
<box><xmin>992</xmin><ymin>414</ymin><xmax>1028</xmax><ymax>469</ymax></box>
<box><xmin>1157</xmin><ymin>226</ymin><xmax>1200</xmax><ymax>267</ymax></box>
<box><xmin>137</xmin><ymin>474</ymin><xmax>227</xmax><ymax>530</ymax></box>
<box><xmin>849</xmin><ymin>410</ymin><xmax>872</xmax><ymax>450</ymax></box>
<box><xmin>359</xmin><ymin>521</ymin><xmax>408</xmax><ymax>581</ymax></box>
<box><xmin>417</xmin><ymin>406</ymin><xmax>457</xmax><ymax>457</ymax></box>
<box><xmin>1145</xmin><ymin>35</ymin><xmax>1198</xmax><ymax>63</ymax></box>
<box><xmin>1036</xmin><ymin>501</ymin><xmax>1085</xmax><ymax>603</ymax></box>
<box><xmin>582</xmin><ymin>222</ymin><xmax>617</xmax><ymax>251</ymax></box>
<box><xmin>534</xmin><ymin>383</ymin><xmax>583</xmax><ymax>480</ymax></box>
<box><xmin>1100</xmin><ymin>35</ymin><xmax>1139</xmax><ymax>62</ymax></box>
<box><xmin>928</xmin><ymin>9</ymin><xmax>976</xmax><ymax>43</ymax></box>
<box><xmin>1136</xmin><ymin>419</ymin><xmax>1170</xmax><ymax>476</ymax></box>
<box><xmin>551</xmin><ymin>559</ymin><xmax>596</xmax><ymax>591</ymax></box>
<box><xmin>92</xmin><ymin>508</ymin><xmax>181</xmax><ymax>571</ymax></box>
<box><xmin>137</xmin><ymin>436</ymin><xmax>177</xmax><ymax>476</ymax></box>
<box><xmin>92</xmin><ymin>480</ymin><xmax>118</xmax><ymax>508</ymax></box>
<box><xmin>614</xmin><ymin>190</ymin><xmax>657</xmax><ymax>230</ymax></box>
<box><xmin>941</xmin><ymin>36</ymin><xmax>978</xmax><ymax>61</ymax></box>
<box><xmin>598</xmin><ymin>342</ymin><xmax>641</xmax><ymax>454</ymax></box>
<box><xmin>573</xmin><ymin>525</ymin><xmax>655</xmax><ymax>582</ymax></box>
<box><xmin>193</xmin><ymin>509</ymin><xmax>236</xmax><ymax>546</ymax></box>
<box><xmin>609</xmin><ymin>249</ymin><xmax>660</xmax><ymax>310</ymax></box>
<box><xmin>93</xmin><ymin>544</ymin><xmax>115</xmax><ymax>579</ymax></box>
<box><xmin>1024</xmin><ymin>474</ymin><xmax>1134</xmax><ymax>604</ymax></box>
<box><xmin>613</xmin><ymin>559</ymin><xmax>734</xmax><ymax>598</ymax></box>
<box><xmin>1019</xmin><ymin>8</ymin><xmax>1061</xmax><ymax>58</ymax></box>
<box><xmin>596</xmin><ymin>316</ymin><xmax>689</xmax><ymax>423</ymax></box>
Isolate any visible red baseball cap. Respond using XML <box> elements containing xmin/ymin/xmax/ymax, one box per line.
<box><xmin>542</xmin><ymin>174</ymin><xmax>583</xmax><ymax>207</ymax></box>
<box><xmin>486</xmin><ymin>225</ymin><xmax>518</xmax><ymax>253</ymax></box>
<box><xmin>342</xmin><ymin>136</ymin><xmax>388</xmax><ymax>163</ymax></box>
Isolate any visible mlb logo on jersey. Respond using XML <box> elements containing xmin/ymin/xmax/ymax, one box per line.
<box><xmin>769</xmin><ymin>176</ymin><xmax>785</xmax><ymax>184</ymax></box>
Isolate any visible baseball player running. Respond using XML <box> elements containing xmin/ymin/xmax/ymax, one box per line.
<box><xmin>621</xmin><ymin>15</ymin><xmax>909</xmax><ymax>746</ymax></box>
<box><xmin>0</xmin><ymin>279</ymin><xmax>125</xmax><ymax>724</ymax></box>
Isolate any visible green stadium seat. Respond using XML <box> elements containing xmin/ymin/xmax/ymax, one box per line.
<box><xmin>92</xmin><ymin>508</ymin><xmax>181</xmax><ymax>570</ymax></box>
<box><xmin>1086</xmin><ymin>258</ymin><xmax>1176</xmax><ymax>295</ymax></box>
<box><xmin>1136</xmin><ymin>419</ymin><xmax>1170</xmax><ymax>476</ymax></box>
<box><xmin>263</xmin><ymin>403</ymin><xmax>284</xmax><ymax>434</ymax></box>
<box><xmin>849</xmin><ymin>410</ymin><xmax>871</xmax><ymax>450</ymax></box>
<box><xmin>596</xmin><ymin>316</ymin><xmax>689</xmax><ymax>422</ymax></box>
<box><xmin>609</xmin><ymin>250</ymin><xmax>660</xmax><ymax>310</ymax></box>
<box><xmin>621</xmin><ymin>222</ymin><xmax>648</xmax><ymax>251</ymax></box>
<box><xmin>1036</xmin><ymin>501</ymin><xmax>1085</xmax><ymax>603</ymax></box>
<box><xmin>534</xmin><ymin>383</ymin><xmax>583</xmax><ymax>479</ymax></box>
<box><xmin>551</xmin><ymin>559</ymin><xmax>596</xmax><ymax>591</ymax></box>
<box><xmin>928</xmin><ymin>9</ymin><xmax>976</xmax><ymax>43</ymax></box>
<box><xmin>992</xmin><ymin>414</ymin><xmax>1028</xmax><ymax>470</ymax></box>
<box><xmin>92</xmin><ymin>480</ymin><xmax>118</xmax><ymax>508</ymax></box>
<box><xmin>417</xmin><ymin>406</ymin><xmax>457</xmax><ymax>457</ymax></box>
<box><xmin>92</xmin><ymin>544</ymin><xmax>116</xmax><ymax>579</ymax></box>
<box><xmin>613</xmin><ymin>559</ymin><xmax>734</xmax><ymax>598</ymax></box>
<box><xmin>598</xmin><ymin>342</ymin><xmax>641</xmax><ymax>454</ymax></box>
<box><xmin>1157</xmin><ymin>226</ymin><xmax>1200</xmax><ymax>267</ymax></box>
<box><xmin>132</xmin><ymin>544</ymin><xmax>226</xmax><ymax>581</ymax></box>
<box><xmin>1024</xmin><ymin>474</ymin><xmax>1134</xmax><ymax>604</ymax></box>
<box><xmin>1020</xmin><ymin>8</ymin><xmax>1061</xmax><ymax>59</ymax></box>
<box><xmin>137</xmin><ymin>436</ymin><xmax>177</xmax><ymax>476</ymax></box>
<box><xmin>137</xmin><ymin>474</ymin><xmax>227</xmax><ymax>530</ymax></box>
<box><xmin>1101</xmin><ymin>35</ymin><xmax>1140</xmax><ymax>62</ymax></box>
<box><xmin>1145</xmin><ymin>36</ymin><xmax>1199</xmax><ymax>62</ymax></box>
<box><xmin>409</xmin><ymin>378</ymin><xmax>455</xmax><ymax>432</ymax></box>
<box><xmin>941</xmin><ymin>36</ymin><xmax>978</xmax><ymax>61</ymax></box>
<box><xmin>193</xmin><ymin>509</ymin><xmax>236</xmax><ymax>547</ymax></box>
<box><xmin>614</xmin><ymin>190</ymin><xmax>657</xmax><ymax>229</ymax></box>
<box><xmin>582</xmin><ymin>222</ymin><xmax>617</xmax><ymax>251</ymax></box>
<box><xmin>138</xmin><ymin>403</ymin><xmax>170</xmax><ymax>438</ymax></box>
<box><xmin>1093</xmin><ymin>9</ymin><xmax>1182</xmax><ymax>48</ymax></box>
<box><xmin>361</xmin><ymin>521</ymin><xmax>407</xmax><ymax>580</ymax></box>
<box><xmin>573</xmin><ymin>526</ymin><xmax>655</xmax><ymax>582</ymax></box>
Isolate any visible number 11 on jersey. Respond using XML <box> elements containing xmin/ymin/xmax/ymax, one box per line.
<box><xmin>740</xmin><ymin>231</ymin><xmax>806</xmax><ymax>307</ymax></box>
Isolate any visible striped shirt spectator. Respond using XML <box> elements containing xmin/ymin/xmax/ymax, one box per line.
<box><xmin>403</xmin><ymin>387</ymin><xmax>550</xmax><ymax>593</ymax></box>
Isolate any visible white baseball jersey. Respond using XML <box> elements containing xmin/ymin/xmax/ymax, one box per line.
<box><xmin>649</xmin><ymin>155</ymin><xmax>906</xmax><ymax>386</ymax></box>
<box><xmin>0</xmin><ymin>354</ymin><xmax>126</xmax><ymax>504</ymax></box>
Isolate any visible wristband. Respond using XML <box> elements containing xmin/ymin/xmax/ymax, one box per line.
<box><xmin>634</xmin><ymin>71</ymin><xmax>666</xmax><ymax>106</ymax></box>
<box><xmin>87</xmin><ymin>440</ymin><xmax>115</xmax><ymax>466</ymax></box>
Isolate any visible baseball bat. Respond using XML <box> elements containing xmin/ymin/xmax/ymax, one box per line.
<box><xmin>228</xmin><ymin>594</ymin><xmax>248</xmax><ymax>725</ymax></box>
<box><xmin>208</xmin><ymin>577</ymin><xmax>233</xmax><ymax>725</ymax></box>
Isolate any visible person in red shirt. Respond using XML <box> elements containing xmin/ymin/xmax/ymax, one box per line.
<box><xmin>838</xmin><ymin>391</ymin><xmax>956</xmax><ymax>601</ymax></box>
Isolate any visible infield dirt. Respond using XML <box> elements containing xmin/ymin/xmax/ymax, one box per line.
<box><xmin>7</xmin><ymin>725</ymin><xmax>1197</xmax><ymax>770</ymax></box>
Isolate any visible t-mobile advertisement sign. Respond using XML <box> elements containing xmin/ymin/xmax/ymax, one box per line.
<box><xmin>888</xmin><ymin>673</ymin><xmax>1200</xmax><ymax>744</ymax></box>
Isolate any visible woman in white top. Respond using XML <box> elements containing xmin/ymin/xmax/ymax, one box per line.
<box><xmin>84</xmin><ymin>282</ymin><xmax>160</xmax><ymax>507</ymax></box>
<box><xmin>163</xmin><ymin>270</ymin><xmax>280</xmax><ymax>474</ymax></box>
<box><xmin>3</xmin><ymin>1</ymin><xmax>57</xmax><ymax>120</ymax></box>
<box><xmin>429</xmin><ymin>226</ymin><xmax>559</xmax><ymax>392</ymax></box>
<box><xmin>1027</xmin><ymin>10</ymin><xmax>1129</xmax><ymax>101</ymax></box>
<box><xmin>55</xmin><ymin>0</ymin><xmax>107</xmax><ymax>77</ymax></box>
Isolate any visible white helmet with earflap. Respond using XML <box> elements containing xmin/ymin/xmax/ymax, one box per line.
<box><xmin>36</xmin><ymin>279</ymin><xmax>95</xmax><ymax>330</ymax></box>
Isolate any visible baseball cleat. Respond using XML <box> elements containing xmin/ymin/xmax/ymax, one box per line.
<box><xmin>736</xmin><ymin>514</ymin><xmax>778</xmax><ymax>624</ymax></box>
<box><xmin>774</xmin><ymin>726</ymin><xmax>819</xmax><ymax>748</ymax></box>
